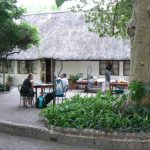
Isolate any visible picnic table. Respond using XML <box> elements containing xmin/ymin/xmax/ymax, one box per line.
<box><xmin>109</xmin><ymin>81</ymin><xmax>128</xmax><ymax>94</ymax></box>
<box><xmin>34</xmin><ymin>83</ymin><xmax>53</xmax><ymax>102</ymax></box>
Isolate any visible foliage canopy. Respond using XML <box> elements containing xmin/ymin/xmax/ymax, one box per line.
<box><xmin>72</xmin><ymin>0</ymin><xmax>133</xmax><ymax>38</ymax></box>
<box><xmin>0</xmin><ymin>0</ymin><xmax>40</xmax><ymax>57</ymax></box>
<box><xmin>55</xmin><ymin>0</ymin><xmax>66</xmax><ymax>7</ymax></box>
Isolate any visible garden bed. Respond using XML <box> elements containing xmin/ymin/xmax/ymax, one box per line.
<box><xmin>40</xmin><ymin>91</ymin><xmax>150</xmax><ymax>133</ymax></box>
<box><xmin>40</xmin><ymin>91</ymin><xmax>150</xmax><ymax>149</ymax></box>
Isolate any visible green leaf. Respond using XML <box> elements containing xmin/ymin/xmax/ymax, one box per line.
<box><xmin>55</xmin><ymin>0</ymin><xmax>65</xmax><ymax>7</ymax></box>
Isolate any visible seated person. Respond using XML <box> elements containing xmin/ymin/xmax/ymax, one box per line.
<box><xmin>88</xmin><ymin>76</ymin><xmax>95</xmax><ymax>87</ymax></box>
<box><xmin>60</xmin><ymin>73</ymin><xmax>69</xmax><ymax>91</ymax></box>
<box><xmin>20</xmin><ymin>73</ymin><xmax>34</xmax><ymax>106</ymax></box>
<box><xmin>84</xmin><ymin>75</ymin><xmax>95</xmax><ymax>92</ymax></box>
<box><xmin>44</xmin><ymin>73</ymin><xmax>69</xmax><ymax>107</ymax></box>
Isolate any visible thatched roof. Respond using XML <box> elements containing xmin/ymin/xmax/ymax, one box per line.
<box><xmin>8</xmin><ymin>11</ymin><xmax>130</xmax><ymax>61</ymax></box>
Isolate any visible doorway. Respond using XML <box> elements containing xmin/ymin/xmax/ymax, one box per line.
<box><xmin>46</xmin><ymin>59</ymin><xmax>51</xmax><ymax>83</ymax></box>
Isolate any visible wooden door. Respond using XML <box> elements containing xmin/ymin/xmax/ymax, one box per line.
<box><xmin>46</xmin><ymin>59</ymin><xmax>51</xmax><ymax>83</ymax></box>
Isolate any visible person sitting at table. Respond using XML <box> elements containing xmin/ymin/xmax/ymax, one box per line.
<box><xmin>44</xmin><ymin>73</ymin><xmax>69</xmax><ymax>107</ymax></box>
<box><xmin>60</xmin><ymin>73</ymin><xmax>69</xmax><ymax>91</ymax></box>
<box><xmin>20</xmin><ymin>73</ymin><xmax>34</xmax><ymax>107</ymax></box>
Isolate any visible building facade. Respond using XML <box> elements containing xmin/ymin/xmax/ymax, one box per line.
<box><xmin>0</xmin><ymin>59</ymin><xmax>130</xmax><ymax>85</ymax></box>
<box><xmin>0</xmin><ymin>11</ymin><xmax>130</xmax><ymax>85</ymax></box>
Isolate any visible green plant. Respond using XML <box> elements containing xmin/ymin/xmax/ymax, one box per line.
<box><xmin>0</xmin><ymin>84</ymin><xmax>4</xmax><ymax>92</ymax></box>
<box><xmin>76</xmin><ymin>73</ymin><xmax>83</xmax><ymax>79</ymax></box>
<box><xmin>40</xmin><ymin>91</ymin><xmax>150</xmax><ymax>132</ymax></box>
<box><xmin>128</xmin><ymin>80</ymin><xmax>149</xmax><ymax>102</ymax></box>
<box><xmin>70</xmin><ymin>74</ymin><xmax>79</xmax><ymax>84</ymax></box>
<box><xmin>0</xmin><ymin>83</ymin><xmax>10</xmax><ymax>91</ymax></box>
<box><xmin>7</xmin><ymin>75</ymin><xmax>13</xmax><ymax>82</ymax></box>
<box><xmin>6</xmin><ymin>75</ymin><xmax>13</xmax><ymax>88</ymax></box>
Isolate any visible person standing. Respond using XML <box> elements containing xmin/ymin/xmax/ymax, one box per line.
<box><xmin>105</xmin><ymin>66</ymin><xmax>111</xmax><ymax>91</ymax></box>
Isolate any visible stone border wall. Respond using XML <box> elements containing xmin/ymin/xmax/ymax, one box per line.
<box><xmin>0</xmin><ymin>120</ymin><xmax>150</xmax><ymax>150</ymax></box>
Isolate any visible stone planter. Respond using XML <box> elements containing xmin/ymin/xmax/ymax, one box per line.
<box><xmin>43</xmin><ymin>118</ymin><xmax>150</xmax><ymax>150</ymax></box>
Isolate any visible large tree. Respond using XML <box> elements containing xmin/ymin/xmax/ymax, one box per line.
<box><xmin>0</xmin><ymin>0</ymin><xmax>39</xmax><ymax>58</ymax></box>
<box><xmin>73</xmin><ymin>0</ymin><xmax>150</xmax><ymax>105</ymax></box>
<box><xmin>0</xmin><ymin>0</ymin><xmax>39</xmax><ymax>89</ymax></box>
<box><xmin>128</xmin><ymin>0</ymin><xmax>150</xmax><ymax>105</ymax></box>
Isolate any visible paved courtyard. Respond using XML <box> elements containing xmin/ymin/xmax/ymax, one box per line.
<box><xmin>0</xmin><ymin>87</ymin><xmax>98</xmax><ymax>150</ymax></box>
<box><xmin>0</xmin><ymin>87</ymin><xmax>149</xmax><ymax>150</ymax></box>
<box><xmin>0</xmin><ymin>87</ymin><xmax>94</xmax><ymax>128</ymax></box>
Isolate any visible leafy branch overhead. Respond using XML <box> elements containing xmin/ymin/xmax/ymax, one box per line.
<box><xmin>0</xmin><ymin>0</ymin><xmax>40</xmax><ymax>57</ymax></box>
<box><xmin>73</xmin><ymin>0</ymin><xmax>133</xmax><ymax>38</ymax></box>
<box><xmin>55</xmin><ymin>0</ymin><xmax>66</xmax><ymax>7</ymax></box>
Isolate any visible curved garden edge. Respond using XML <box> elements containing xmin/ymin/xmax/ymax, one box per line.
<box><xmin>42</xmin><ymin>118</ymin><xmax>150</xmax><ymax>150</ymax></box>
<box><xmin>0</xmin><ymin>119</ymin><xmax>149</xmax><ymax>150</ymax></box>
<box><xmin>44</xmin><ymin>118</ymin><xmax>150</xmax><ymax>140</ymax></box>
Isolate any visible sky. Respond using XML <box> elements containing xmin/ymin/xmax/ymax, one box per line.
<box><xmin>17</xmin><ymin>0</ymin><xmax>56</xmax><ymax>13</ymax></box>
<box><xmin>17</xmin><ymin>0</ymin><xmax>55</xmax><ymax>6</ymax></box>
<box><xmin>16</xmin><ymin>0</ymin><xmax>77</xmax><ymax>13</ymax></box>
<box><xmin>16</xmin><ymin>0</ymin><xmax>108</xmax><ymax>14</ymax></box>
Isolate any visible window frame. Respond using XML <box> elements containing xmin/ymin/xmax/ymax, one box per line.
<box><xmin>0</xmin><ymin>60</ymin><xmax>14</xmax><ymax>73</ymax></box>
<box><xmin>17</xmin><ymin>60</ymin><xmax>37</xmax><ymax>74</ymax></box>
<box><xmin>99</xmin><ymin>60</ymin><xmax>119</xmax><ymax>76</ymax></box>
<box><xmin>123</xmin><ymin>60</ymin><xmax>130</xmax><ymax>76</ymax></box>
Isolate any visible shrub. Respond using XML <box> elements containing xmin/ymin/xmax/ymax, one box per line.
<box><xmin>40</xmin><ymin>91</ymin><xmax>150</xmax><ymax>132</ymax></box>
<box><xmin>129</xmin><ymin>80</ymin><xmax>150</xmax><ymax>102</ymax></box>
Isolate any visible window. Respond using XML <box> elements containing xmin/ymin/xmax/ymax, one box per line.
<box><xmin>18</xmin><ymin>61</ymin><xmax>37</xmax><ymax>74</ymax></box>
<box><xmin>31</xmin><ymin>61</ymin><xmax>37</xmax><ymax>74</ymax></box>
<box><xmin>0</xmin><ymin>60</ymin><xmax>14</xmax><ymax>73</ymax></box>
<box><xmin>99</xmin><ymin>61</ymin><xmax>119</xmax><ymax>75</ymax></box>
<box><xmin>123</xmin><ymin>61</ymin><xmax>130</xmax><ymax>76</ymax></box>
<box><xmin>0</xmin><ymin>60</ymin><xmax>3</xmax><ymax>73</ymax></box>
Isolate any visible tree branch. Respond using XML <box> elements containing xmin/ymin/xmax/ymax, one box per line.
<box><xmin>112</xmin><ymin>0</ymin><xmax>119</xmax><ymax>35</ymax></box>
<box><xmin>6</xmin><ymin>49</ymin><xmax>22</xmax><ymax>57</ymax></box>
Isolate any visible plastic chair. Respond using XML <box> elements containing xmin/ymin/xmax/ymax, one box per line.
<box><xmin>18</xmin><ymin>84</ymin><xmax>34</xmax><ymax>108</ymax></box>
<box><xmin>55</xmin><ymin>79</ymin><xmax>67</xmax><ymax>103</ymax></box>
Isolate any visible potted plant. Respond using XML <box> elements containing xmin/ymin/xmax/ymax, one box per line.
<box><xmin>5</xmin><ymin>75</ymin><xmax>13</xmax><ymax>91</ymax></box>
<box><xmin>0</xmin><ymin>84</ymin><xmax>4</xmax><ymax>92</ymax></box>
<box><xmin>69</xmin><ymin>74</ymin><xmax>80</xmax><ymax>89</ymax></box>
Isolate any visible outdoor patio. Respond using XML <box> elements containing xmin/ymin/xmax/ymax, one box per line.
<box><xmin>0</xmin><ymin>87</ymin><xmax>96</xmax><ymax>128</ymax></box>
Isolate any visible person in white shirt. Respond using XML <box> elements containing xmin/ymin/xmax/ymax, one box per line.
<box><xmin>43</xmin><ymin>73</ymin><xmax>69</xmax><ymax>107</ymax></box>
<box><xmin>61</xmin><ymin>73</ymin><xmax>69</xmax><ymax>91</ymax></box>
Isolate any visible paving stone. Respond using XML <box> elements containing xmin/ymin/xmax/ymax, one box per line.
<box><xmin>0</xmin><ymin>87</ymin><xmax>88</xmax><ymax>127</ymax></box>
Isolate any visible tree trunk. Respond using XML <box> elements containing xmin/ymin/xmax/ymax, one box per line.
<box><xmin>2</xmin><ymin>58</ymin><xmax>6</xmax><ymax>92</ymax></box>
<box><xmin>129</xmin><ymin>0</ymin><xmax>150</xmax><ymax>105</ymax></box>
<box><xmin>127</xmin><ymin>1</ymin><xmax>136</xmax><ymax>81</ymax></box>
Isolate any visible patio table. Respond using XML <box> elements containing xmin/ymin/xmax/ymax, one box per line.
<box><xmin>34</xmin><ymin>83</ymin><xmax>54</xmax><ymax>102</ymax></box>
<box><xmin>109</xmin><ymin>82</ymin><xmax>128</xmax><ymax>94</ymax></box>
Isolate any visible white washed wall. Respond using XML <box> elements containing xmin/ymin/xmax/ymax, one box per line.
<box><xmin>0</xmin><ymin>60</ymin><xmax>129</xmax><ymax>86</ymax></box>
<box><xmin>0</xmin><ymin>60</ymin><xmax>41</xmax><ymax>86</ymax></box>
<box><xmin>55</xmin><ymin>61</ymin><xmax>99</xmax><ymax>78</ymax></box>
<box><xmin>13</xmin><ymin>60</ymin><xmax>41</xmax><ymax>86</ymax></box>
<box><xmin>55</xmin><ymin>61</ymin><xmax>129</xmax><ymax>81</ymax></box>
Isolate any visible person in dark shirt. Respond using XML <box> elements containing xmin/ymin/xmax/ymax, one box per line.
<box><xmin>105</xmin><ymin>66</ymin><xmax>111</xmax><ymax>91</ymax></box>
<box><xmin>21</xmin><ymin>73</ymin><xmax>34</xmax><ymax>107</ymax></box>
<box><xmin>105</xmin><ymin>66</ymin><xmax>111</xmax><ymax>83</ymax></box>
